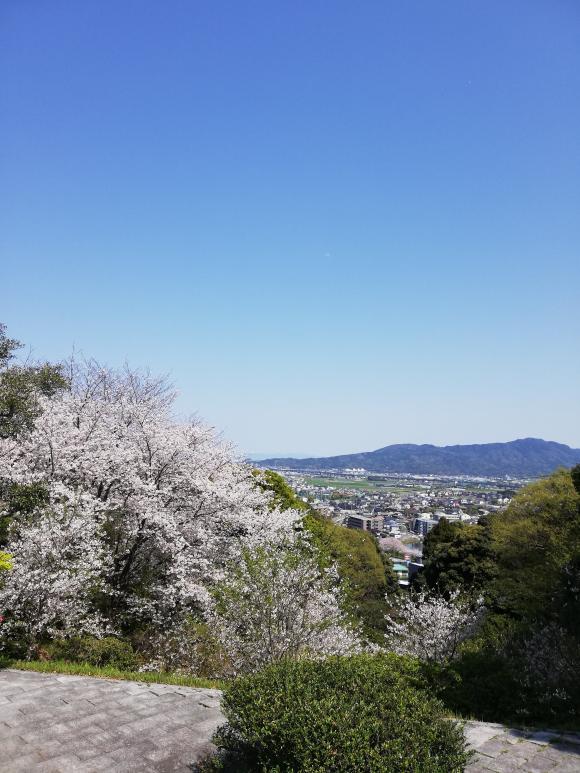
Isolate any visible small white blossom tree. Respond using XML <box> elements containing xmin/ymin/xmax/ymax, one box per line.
<box><xmin>384</xmin><ymin>590</ymin><xmax>484</xmax><ymax>663</ymax></box>
<box><xmin>207</xmin><ymin>540</ymin><xmax>361</xmax><ymax>674</ymax></box>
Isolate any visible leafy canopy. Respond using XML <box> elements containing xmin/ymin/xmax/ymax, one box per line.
<box><xmin>489</xmin><ymin>468</ymin><xmax>580</xmax><ymax>621</ymax></box>
<box><xmin>421</xmin><ymin>516</ymin><xmax>497</xmax><ymax>598</ymax></box>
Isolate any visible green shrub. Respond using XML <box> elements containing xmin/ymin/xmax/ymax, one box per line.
<box><xmin>205</xmin><ymin>654</ymin><xmax>469</xmax><ymax>772</ymax></box>
<box><xmin>439</xmin><ymin>624</ymin><xmax>580</xmax><ymax>728</ymax></box>
<box><xmin>49</xmin><ymin>636</ymin><xmax>139</xmax><ymax>670</ymax></box>
<box><xmin>438</xmin><ymin>648</ymin><xmax>521</xmax><ymax>723</ymax></box>
<box><xmin>0</xmin><ymin>620</ymin><xmax>30</xmax><ymax>659</ymax></box>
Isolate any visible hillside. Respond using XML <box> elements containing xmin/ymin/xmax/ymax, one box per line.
<box><xmin>256</xmin><ymin>438</ymin><xmax>580</xmax><ymax>477</ymax></box>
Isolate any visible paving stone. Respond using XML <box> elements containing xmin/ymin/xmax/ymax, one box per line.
<box><xmin>109</xmin><ymin>740</ymin><xmax>158</xmax><ymax>761</ymax></box>
<box><xmin>80</xmin><ymin>753</ymin><xmax>120</xmax><ymax>771</ymax></box>
<box><xmin>35</xmin><ymin>740</ymin><xmax>68</xmax><ymax>760</ymax></box>
<box><xmin>106</xmin><ymin>761</ymin><xmax>158</xmax><ymax>773</ymax></box>
<box><xmin>71</xmin><ymin>746</ymin><xmax>104</xmax><ymax>761</ymax></box>
<box><xmin>463</xmin><ymin>722</ymin><xmax>504</xmax><ymax>747</ymax></box>
<box><xmin>467</xmin><ymin>750</ymin><xmax>498</xmax><ymax>767</ymax></box>
<box><xmin>84</xmin><ymin>729</ymin><xmax>129</xmax><ymax>750</ymax></box>
<box><xmin>549</xmin><ymin>763</ymin><xmax>580</xmax><ymax>773</ymax></box>
<box><xmin>32</xmin><ymin>753</ymin><xmax>84</xmax><ymax>772</ymax></box>
<box><xmin>2</xmin><ymin>750</ymin><xmax>46</xmax><ymax>772</ymax></box>
<box><xmin>505</xmin><ymin>730</ymin><xmax>532</xmax><ymax>744</ymax></box>
<box><xmin>507</xmin><ymin>741</ymin><xmax>543</xmax><ymax>761</ymax></box>
<box><xmin>485</xmin><ymin>757</ymin><xmax>529</xmax><ymax>773</ymax></box>
<box><xmin>522</xmin><ymin>754</ymin><xmax>559</xmax><ymax>772</ymax></box>
<box><xmin>478</xmin><ymin>738</ymin><xmax>517</xmax><ymax>758</ymax></box>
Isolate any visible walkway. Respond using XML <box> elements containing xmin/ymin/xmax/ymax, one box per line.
<box><xmin>0</xmin><ymin>669</ymin><xmax>221</xmax><ymax>771</ymax></box>
<box><xmin>1</xmin><ymin>668</ymin><xmax>579</xmax><ymax>772</ymax></box>
<box><xmin>464</xmin><ymin>721</ymin><xmax>580</xmax><ymax>772</ymax></box>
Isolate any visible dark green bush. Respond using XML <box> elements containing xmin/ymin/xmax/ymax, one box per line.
<box><xmin>205</xmin><ymin>654</ymin><xmax>469</xmax><ymax>772</ymax></box>
<box><xmin>437</xmin><ymin>648</ymin><xmax>521</xmax><ymax>723</ymax></box>
<box><xmin>49</xmin><ymin>636</ymin><xmax>139</xmax><ymax>670</ymax></box>
<box><xmin>439</xmin><ymin>626</ymin><xmax>580</xmax><ymax>728</ymax></box>
<box><xmin>0</xmin><ymin>621</ymin><xmax>30</xmax><ymax>659</ymax></box>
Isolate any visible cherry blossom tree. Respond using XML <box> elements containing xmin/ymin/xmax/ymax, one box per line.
<box><xmin>0</xmin><ymin>360</ymin><xmax>303</xmax><ymax>649</ymax></box>
<box><xmin>384</xmin><ymin>590</ymin><xmax>484</xmax><ymax>663</ymax></box>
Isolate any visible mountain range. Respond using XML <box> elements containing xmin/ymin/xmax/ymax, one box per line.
<box><xmin>256</xmin><ymin>438</ymin><xmax>580</xmax><ymax>478</ymax></box>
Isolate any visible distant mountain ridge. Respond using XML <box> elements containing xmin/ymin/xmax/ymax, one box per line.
<box><xmin>256</xmin><ymin>438</ymin><xmax>580</xmax><ymax>477</ymax></box>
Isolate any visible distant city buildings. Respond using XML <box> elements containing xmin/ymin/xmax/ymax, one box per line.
<box><xmin>279</xmin><ymin>468</ymin><xmax>519</xmax><ymax>572</ymax></box>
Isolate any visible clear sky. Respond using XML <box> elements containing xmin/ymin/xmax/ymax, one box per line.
<box><xmin>1</xmin><ymin>1</ymin><xmax>579</xmax><ymax>456</ymax></box>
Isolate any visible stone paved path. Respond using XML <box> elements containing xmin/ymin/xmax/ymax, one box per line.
<box><xmin>465</xmin><ymin>721</ymin><xmax>580</xmax><ymax>772</ymax></box>
<box><xmin>1</xmin><ymin>668</ymin><xmax>579</xmax><ymax>772</ymax></box>
<box><xmin>0</xmin><ymin>669</ymin><xmax>222</xmax><ymax>771</ymax></box>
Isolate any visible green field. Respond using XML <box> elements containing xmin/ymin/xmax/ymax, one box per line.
<box><xmin>303</xmin><ymin>477</ymin><xmax>414</xmax><ymax>494</ymax></box>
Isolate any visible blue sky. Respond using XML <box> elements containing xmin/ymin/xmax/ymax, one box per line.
<box><xmin>1</xmin><ymin>1</ymin><xmax>579</xmax><ymax>456</ymax></box>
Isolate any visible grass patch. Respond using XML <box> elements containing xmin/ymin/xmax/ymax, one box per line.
<box><xmin>303</xmin><ymin>476</ymin><xmax>424</xmax><ymax>494</ymax></box>
<box><xmin>304</xmin><ymin>477</ymin><xmax>374</xmax><ymax>490</ymax></box>
<box><xmin>0</xmin><ymin>658</ymin><xmax>224</xmax><ymax>690</ymax></box>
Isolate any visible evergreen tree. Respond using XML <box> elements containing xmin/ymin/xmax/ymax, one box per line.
<box><xmin>490</xmin><ymin>469</ymin><xmax>580</xmax><ymax>621</ymax></box>
<box><xmin>421</xmin><ymin>517</ymin><xmax>497</xmax><ymax>599</ymax></box>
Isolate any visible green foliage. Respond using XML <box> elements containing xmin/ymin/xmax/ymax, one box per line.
<box><xmin>489</xmin><ymin>468</ymin><xmax>580</xmax><ymax>621</ymax></box>
<box><xmin>555</xmin><ymin>552</ymin><xmax>580</xmax><ymax>638</ymax></box>
<box><xmin>420</xmin><ymin>469</ymin><xmax>580</xmax><ymax>631</ymax></box>
<box><xmin>0</xmin><ymin>324</ymin><xmax>21</xmax><ymax>367</ymax></box>
<box><xmin>571</xmin><ymin>464</ymin><xmax>580</xmax><ymax>496</ymax></box>
<box><xmin>0</xmin><ymin>551</ymin><xmax>12</xmax><ymax>573</ymax></box>
<box><xmin>305</xmin><ymin>511</ymin><xmax>398</xmax><ymax>639</ymax></box>
<box><xmin>421</xmin><ymin>517</ymin><xmax>497</xmax><ymax>598</ymax></box>
<box><xmin>0</xmin><ymin>323</ymin><xmax>67</xmax><ymax>440</ymax></box>
<box><xmin>48</xmin><ymin>636</ymin><xmax>139</xmax><ymax>670</ymax></box>
<box><xmin>256</xmin><ymin>470</ymin><xmax>398</xmax><ymax>640</ymax></box>
<box><xmin>439</xmin><ymin>645</ymin><xmax>522</xmax><ymax>723</ymax></box>
<box><xmin>205</xmin><ymin>655</ymin><xmax>469</xmax><ymax>772</ymax></box>
<box><xmin>209</xmin><ymin>542</ymin><xmax>358</xmax><ymax>675</ymax></box>
<box><xmin>0</xmin><ymin>623</ymin><xmax>31</xmax><ymax>659</ymax></box>
<box><xmin>419</xmin><ymin>469</ymin><xmax>580</xmax><ymax>728</ymax></box>
<box><xmin>0</xmin><ymin>481</ymin><xmax>49</xmax><ymax>546</ymax></box>
<box><xmin>130</xmin><ymin>618</ymin><xmax>230</xmax><ymax>677</ymax></box>
<box><xmin>437</xmin><ymin>621</ymin><xmax>580</xmax><ymax>727</ymax></box>
<box><xmin>254</xmin><ymin>469</ymin><xmax>309</xmax><ymax>512</ymax></box>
